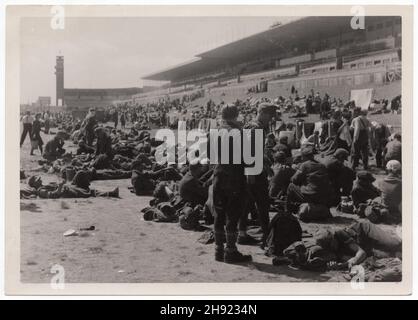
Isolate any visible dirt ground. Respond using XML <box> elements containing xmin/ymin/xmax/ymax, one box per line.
<box><xmin>19</xmin><ymin>114</ymin><xmax>401</xmax><ymax>283</ymax></box>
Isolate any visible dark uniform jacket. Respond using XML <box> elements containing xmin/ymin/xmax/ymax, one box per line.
<box><xmin>269</xmin><ymin>164</ymin><xmax>295</xmax><ymax>198</ymax></box>
<box><xmin>44</xmin><ymin>138</ymin><xmax>64</xmax><ymax>155</ymax></box>
<box><xmin>351</xmin><ymin>180</ymin><xmax>381</xmax><ymax>208</ymax></box>
<box><xmin>211</xmin><ymin>120</ymin><xmax>246</xmax><ymax>187</ymax></box>
<box><xmin>244</xmin><ymin>120</ymin><xmax>270</xmax><ymax>180</ymax></box>
<box><xmin>291</xmin><ymin>159</ymin><xmax>334</xmax><ymax>198</ymax></box>
<box><xmin>324</xmin><ymin>156</ymin><xmax>355</xmax><ymax>194</ymax></box>
<box><xmin>96</xmin><ymin>134</ymin><xmax>113</xmax><ymax>159</ymax></box>
<box><xmin>179</xmin><ymin>171</ymin><xmax>208</xmax><ymax>206</ymax></box>
<box><xmin>31</xmin><ymin>119</ymin><xmax>44</xmax><ymax>146</ymax></box>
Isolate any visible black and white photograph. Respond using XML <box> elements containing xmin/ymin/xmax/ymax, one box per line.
<box><xmin>4</xmin><ymin>4</ymin><xmax>413</xmax><ymax>295</ymax></box>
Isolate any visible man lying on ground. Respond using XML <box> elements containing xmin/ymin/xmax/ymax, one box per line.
<box><xmin>20</xmin><ymin>172</ymin><xmax>119</xmax><ymax>199</ymax></box>
<box><xmin>315</xmin><ymin>221</ymin><xmax>401</xmax><ymax>270</ymax></box>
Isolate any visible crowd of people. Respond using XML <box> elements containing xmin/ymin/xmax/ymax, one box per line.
<box><xmin>19</xmin><ymin>89</ymin><xmax>403</xmax><ymax>280</ymax></box>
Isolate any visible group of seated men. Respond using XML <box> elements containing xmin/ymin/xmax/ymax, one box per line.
<box><xmin>174</xmin><ymin>103</ymin><xmax>402</xmax><ymax>266</ymax></box>
<box><xmin>20</xmin><ymin>100</ymin><xmax>403</xmax><ymax>272</ymax></box>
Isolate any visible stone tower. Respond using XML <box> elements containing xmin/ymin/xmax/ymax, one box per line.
<box><xmin>55</xmin><ymin>56</ymin><xmax>64</xmax><ymax>106</ymax></box>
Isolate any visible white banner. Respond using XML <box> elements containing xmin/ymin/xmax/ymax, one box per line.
<box><xmin>350</xmin><ymin>88</ymin><xmax>374</xmax><ymax>110</ymax></box>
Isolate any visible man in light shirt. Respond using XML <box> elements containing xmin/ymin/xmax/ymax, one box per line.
<box><xmin>20</xmin><ymin>111</ymin><xmax>34</xmax><ymax>147</ymax></box>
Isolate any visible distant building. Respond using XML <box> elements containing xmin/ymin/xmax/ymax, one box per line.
<box><xmin>55</xmin><ymin>56</ymin><xmax>144</xmax><ymax>109</ymax></box>
<box><xmin>37</xmin><ymin>96</ymin><xmax>51</xmax><ymax>107</ymax></box>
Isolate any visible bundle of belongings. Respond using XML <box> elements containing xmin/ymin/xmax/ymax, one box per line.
<box><xmin>141</xmin><ymin>195</ymin><xmax>207</xmax><ymax>231</ymax></box>
<box><xmin>139</xmin><ymin>158</ymin><xmax>213</xmax><ymax>233</ymax></box>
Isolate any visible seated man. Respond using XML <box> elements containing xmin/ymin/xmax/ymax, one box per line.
<box><xmin>130</xmin><ymin>161</ymin><xmax>157</xmax><ymax>196</ymax></box>
<box><xmin>43</xmin><ymin>132</ymin><xmax>66</xmax><ymax>161</ymax></box>
<box><xmin>94</xmin><ymin>127</ymin><xmax>113</xmax><ymax>159</ymax></box>
<box><xmin>179</xmin><ymin>160</ymin><xmax>209</xmax><ymax>207</ymax></box>
<box><xmin>351</xmin><ymin>171</ymin><xmax>381</xmax><ymax>209</ymax></box>
<box><xmin>269</xmin><ymin>151</ymin><xmax>295</xmax><ymax>199</ymax></box>
<box><xmin>384</xmin><ymin>133</ymin><xmax>402</xmax><ymax>164</ymax></box>
<box><xmin>324</xmin><ymin>148</ymin><xmax>355</xmax><ymax>198</ymax></box>
<box><xmin>286</xmin><ymin>146</ymin><xmax>336</xmax><ymax>214</ymax></box>
<box><xmin>378</xmin><ymin>160</ymin><xmax>402</xmax><ymax>223</ymax></box>
<box><xmin>273</xmin><ymin>136</ymin><xmax>292</xmax><ymax>160</ymax></box>
<box><xmin>315</xmin><ymin>221</ymin><xmax>401</xmax><ymax>270</ymax></box>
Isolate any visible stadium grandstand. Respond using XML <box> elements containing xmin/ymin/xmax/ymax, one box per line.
<box><xmin>139</xmin><ymin>16</ymin><xmax>401</xmax><ymax>102</ymax></box>
<box><xmin>63</xmin><ymin>87</ymin><xmax>143</xmax><ymax>109</ymax></box>
<box><xmin>56</xmin><ymin>16</ymin><xmax>402</xmax><ymax>108</ymax></box>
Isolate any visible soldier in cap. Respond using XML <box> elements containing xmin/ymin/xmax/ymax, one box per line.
<box><xmin>324</xmin><ymin>148</ymin><xmax>355</xmax><ymax>198</ymax></box>
<box><xmin>43</xmin><ymin>132</ymin><xmax>66</xmax><ymax>161</ymax></box>
<box><xmin>350</xmin><ymin>171</ymin><xmax>380</xmax><ymax>209</ymax></box>
<box><xmin>242</xmin><ymin>103</ymin><xmax>277</xmax><ymax>247</ymax></box>
<box><xmin>211</xmin><ymin>104</ymin><xmax>252</xmax><ymax>263</ymax></box>
<box><xmin>286</xmin><ymin>145</ymin><xmax>336</xmax><ymax>213</ymax></box>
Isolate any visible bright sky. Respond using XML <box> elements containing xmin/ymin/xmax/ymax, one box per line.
<box><xmin>20</xmin><ymin>16</ymin><xmax>298</xmax><ymax>104</ymax></box>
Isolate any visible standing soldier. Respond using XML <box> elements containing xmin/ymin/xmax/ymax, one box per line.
<box><xmin>44</xmin><ymin>111</ymin><xmax>51</xmax><ymax>134</ymax></box>
<box><xmin>211</xmin><ymin>105</ymin><xmax>252</xmax><ymax>264</ymax></box>
<box><xmin>243</xmin><ymin>103</ymin><xmax>277</xmax><ymax>248</ymax></box>
<box><xmin>20</xmin><ymin>111</ymin><xmax>34</xmax><ymax>147</ymax></box>
<box><xmin>371</xmin><ymin>121</ymin><xmax>391</xmax><ymax>169</ymax></box>
<box><xmin>81</xmin><ymin>108</ymin><xmax>97</xmax><ymax>146</ymax></box>
<box><xmin>30</xmin><ymin>113</ymin><xmax>44</xmax><ymax>155</ymax></box>
<box><xmin>120</xmin><ymin>112</ymin><xmax>126</xmax><ymax>129</ymax></box>
<box><xmin>112</xmin><ymin>109</ymin><xmax>119</xmax><ymax>129</ymax></box>
<box><xmin>351</xmin><ymin>109</ymin><xmax>371</xmax><ymax>170</ymax></box>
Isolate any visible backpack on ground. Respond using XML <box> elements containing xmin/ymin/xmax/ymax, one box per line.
<box><xmin>265</xmin><ymin>212</ymin><xmax>302</xmax><ymax>257</ymax></box>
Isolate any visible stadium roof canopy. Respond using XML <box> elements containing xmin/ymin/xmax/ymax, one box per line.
<box><xmin>64</xmin><ymin>87</ymin><xmax>143</xmax><ymax>96</ymax></box>
<box><xmin>142</xmin><ymin>16</ymin><xmax>395</xmax><ymax>82</ymax></box>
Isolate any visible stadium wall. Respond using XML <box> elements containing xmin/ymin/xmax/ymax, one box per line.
<box><xmin>196</xmin><ymin>65</ymin><xmax>401</xmax><ymax>104</ymax></box>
